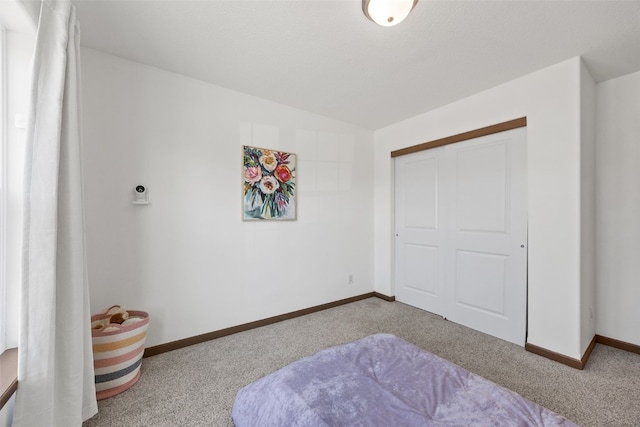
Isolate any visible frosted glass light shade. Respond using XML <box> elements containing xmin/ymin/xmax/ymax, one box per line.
<box><xmin>363</xmin><ymin>0</ymin><xmax>418</xmax><ymax>27</ymax></box>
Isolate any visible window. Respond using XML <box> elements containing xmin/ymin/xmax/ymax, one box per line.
<box><xmin>0</xmin><ymin>2</ymin><xmax>35</xmax><ymax>415</ymax></box>
<box><xmin>0</xmin><ymin>24</ymin><xmax>6</xmax><ymax>355</ymax></box>
<box><xmin>0</xmin><ymin>0</ymin><xmax>36</xmax><ymax>356</ymax></box>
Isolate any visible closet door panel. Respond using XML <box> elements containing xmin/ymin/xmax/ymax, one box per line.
<box><xmin>445</xmin><ymin>128</ymin><xmax>528</xmax><ymax>346</ymax></box>
<box><xmin>395</xmin><ymin>127</ymin><xmax>527</xmax><ymax>346</ymax></box>
<box><xmin>395</xmin><ymin>148</ymin><xmax>446</xmax><ymax>316</ymax></box>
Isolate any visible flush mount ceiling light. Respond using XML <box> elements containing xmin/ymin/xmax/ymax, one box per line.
<box><xmin>362</xmin><ymin>0</ymin><xmax>418</xmax><ymax>27</ymax></box>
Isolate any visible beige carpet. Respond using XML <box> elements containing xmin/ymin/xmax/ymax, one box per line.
<box><xmin>84</xmin><ymin>298</ymin><xmax>640</xmax><ymax>426</ymax></box>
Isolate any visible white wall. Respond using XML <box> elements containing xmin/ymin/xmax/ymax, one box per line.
<box><xmin>81</xmin><ymin>46</ymin><xmax>638</xmax><ymax>357</ymax></box>
<box><xmin>81</xmin><ymin>48</ymin><xmax>375</xmax><ymax>348</ymax></box>
<box><xmin>374</xmin><ymin>57</ymin><xmax>591</xmax><ymax>359</ymax></box>
<box><xmin>15</xmin><ymin>0</ymin><xmax>39</xmax><ymax>30</ymax></box>
<box><xmin>596</xmin><ymin>70</ymin><xmax>640</xmax><ymax>346</ymax></box>
<box><xmin>579</xmin><ymin>61</ymin><xmax>597</xmax><ymax>353</ymax></box>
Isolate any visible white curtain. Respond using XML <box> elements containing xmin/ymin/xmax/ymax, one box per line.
<box><xmin>12</xmin><ymin>1</ymin><xmax>98</xmax><ymax>425</ymax></box>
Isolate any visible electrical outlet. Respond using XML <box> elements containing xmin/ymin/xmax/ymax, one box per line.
<box><xmin>348</xmin><ymin>274</ymin><xmax>354</xmax><ymax>284</ymax></box>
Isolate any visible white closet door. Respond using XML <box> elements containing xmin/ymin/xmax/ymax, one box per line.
<box><xmin>394</xmin><ymin>147</ymin><xmax>446</xmax><ymax>316</ymax></box>
<box><xmin>443</xmin><ymin>128</ymin><xmax>527</xmax><ymax>346</ymax></box>
<box><xmin>394</xmin><ymin>127</ymin><xmax>527</xmax><ymax>346</ymax></box>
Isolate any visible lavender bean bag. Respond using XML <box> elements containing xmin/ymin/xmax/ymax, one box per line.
<box><xmin>232</xmin><ymin>334</ymin><xmax>577</xmax><ymax>427</ymax></box>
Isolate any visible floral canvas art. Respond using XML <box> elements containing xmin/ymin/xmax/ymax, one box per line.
<box><xmin>243</xmin><ymin>146</ymin><xmax>296</xmax><ymax>220</ymax></box>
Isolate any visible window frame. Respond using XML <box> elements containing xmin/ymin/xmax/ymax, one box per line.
<box><xmin>0</xmin><ymin>1</ymin><xmax>37</xmax><ymax>410</ymax></box>
<box><xmin>0</xmin><ymin>23</ymin><xmax>17</xmax><ymax>413</ymax></box>
<box><xmin>0</xmin><ymin>18</ymin><xmax>8</xmax><ymax>357</ymax></box>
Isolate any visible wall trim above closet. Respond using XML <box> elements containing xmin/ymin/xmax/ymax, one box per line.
<box><xmin>390</xmin><ymin>117</ymin><xmax>527</xmax><ymax>158</ymax></box>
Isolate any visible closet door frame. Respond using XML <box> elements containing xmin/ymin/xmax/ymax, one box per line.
<box><xmin>391</xmin><ymin>117</ymin><xmax>527</xmax><ymax>159</ymax></box>
<box><xmin>392</xmin><ymin>117</ymin><xmax>528</xmax><ymax>345</ymax></box>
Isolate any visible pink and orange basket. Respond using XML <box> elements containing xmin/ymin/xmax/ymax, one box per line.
<box><xmin>91</xmin><ymin>306</ymin><xmax>150</xmax><ymax>400</ymax></box>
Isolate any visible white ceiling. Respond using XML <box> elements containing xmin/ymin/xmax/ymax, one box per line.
<box><xmin>73</xmin><ymin>0</ymin><xmax>640</xmax><ymax>130</ymax></box>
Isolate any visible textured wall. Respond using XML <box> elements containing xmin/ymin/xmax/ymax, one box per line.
<box><xmin>596</xmin><ymin>70</ymin><xmax>640</xmax><ymax>346</ymax></box>
<box><xmin>374</xmin><ymin>58</ymin><xmax>588</xmax><ymax>359</ymax></box>
<box><xmin>81</xmin><ymin>48</ymin><xmax>375</xmax><ymax>347</ymax></box>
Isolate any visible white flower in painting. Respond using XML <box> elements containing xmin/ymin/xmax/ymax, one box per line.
<box><xmin>260</xmin><ymin>153</ymin><xmax>278</xmax><ymax>172</ymax></box>
<box><xmin>259</xmin><ymin>176</ymin><xmax>280</xmax><ymax>194</ymax></box>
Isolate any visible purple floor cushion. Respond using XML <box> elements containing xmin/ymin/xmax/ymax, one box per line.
<box><xmin>232</xmin><ymin>334</ymin><xmax>577</xmax><ymax>427</ymax></box>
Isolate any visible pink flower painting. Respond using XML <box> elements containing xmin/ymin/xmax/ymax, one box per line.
<box><xmin>243</xmin><ymin>146</ymin><xmax>296</xmax><ymax>220</ymax></box>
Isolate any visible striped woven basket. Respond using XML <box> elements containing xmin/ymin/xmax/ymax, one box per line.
<box><xmin>91</xmin><ymin>309</ymin><xmax>150</xmax><ymax>400</ymax></box>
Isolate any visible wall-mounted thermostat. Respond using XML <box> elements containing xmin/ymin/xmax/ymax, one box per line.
<box><xmin>133</xmin><ymin>185</ymin><xmax>149</xmax><ymax>204</ymax></box>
